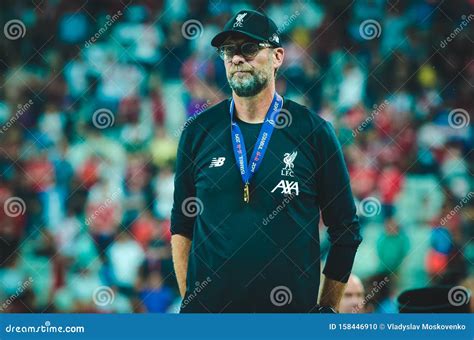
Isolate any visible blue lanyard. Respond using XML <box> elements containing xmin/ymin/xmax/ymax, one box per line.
<box><xmin>229</xmin><ymin>92</ymin><xmax>283</xmax><ymax>202</ymax></box>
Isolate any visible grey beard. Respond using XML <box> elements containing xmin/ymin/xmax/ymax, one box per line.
<box><xmin>228</xmin><ymin>72</ymin><xmax>269</xmax><ymax>97</ymax></box>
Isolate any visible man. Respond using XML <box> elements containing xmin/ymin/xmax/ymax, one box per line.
<box><xmin>171</xmin><ymin>9</ymin><xmax>362</xmax><ymax>313</ymax></box>
<box><xmin>338</xmin><ymin>274</ymin><xmax>366</xmax><ymax>313</ymax></box>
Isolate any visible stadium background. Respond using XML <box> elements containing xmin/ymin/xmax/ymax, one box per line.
<box><xmin>0</xmin><ymin>0</ymin><xmax>472</xmax><ymax>313</ymax></box>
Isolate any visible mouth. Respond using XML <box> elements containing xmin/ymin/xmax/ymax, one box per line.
<box><xmin>232</xmin><ymin>71</ymin><xmax>252</xmax><ymax>76</ymax></box>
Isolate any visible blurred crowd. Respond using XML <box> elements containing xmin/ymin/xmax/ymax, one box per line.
<box><xmin>0</xmin><ymin>0</ymin><xmax>472</xmax><ymax>313</ymax></box>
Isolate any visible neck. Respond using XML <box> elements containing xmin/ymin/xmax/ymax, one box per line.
<box><xmin>232</xmin><ymin>84</ymin><xmax>275</xmax><ymax>123</ymax></box>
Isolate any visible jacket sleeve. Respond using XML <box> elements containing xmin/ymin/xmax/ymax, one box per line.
<box><xmin>315</xmin><ymin>120</ymin><xmax>362</xmax><ymax>283</ymax></box>
<box><xmin>170</xmin><ymin>124</ymin><xmax>196</xmax><ymax>239</ymax></box>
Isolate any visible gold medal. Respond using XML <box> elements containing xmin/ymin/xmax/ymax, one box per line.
<box><xmin>243</xmin><ymin>183</ymin><xmax>250</xmax><ymax>203</ymax></box>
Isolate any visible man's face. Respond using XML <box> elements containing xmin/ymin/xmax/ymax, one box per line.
<box><xmin>339</xmin><ymin>276</ymin><xmax>366</xmax><ymax>313</ymax></box>
<box><xmin>221</xmin><ymin>36</ymin><xmax>275</xmax><ymax>97</ymax></box>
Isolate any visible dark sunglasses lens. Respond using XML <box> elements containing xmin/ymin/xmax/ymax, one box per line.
<box><xmin>219</xmin><ymin>45</ymin><xmax>237</xmax><ymax>59</ymax></box>
<box><xmin>241</xmin><ymin>43</ymin><xmax>259</xmax><ymax>58</ymax></box>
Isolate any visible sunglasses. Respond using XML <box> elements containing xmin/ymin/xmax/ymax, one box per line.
<box><xmin>217</xmin><ymin>42</ymin><xmax>273</xmax><ymax>61</ymax></box>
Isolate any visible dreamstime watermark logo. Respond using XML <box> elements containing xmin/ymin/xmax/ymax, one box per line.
<box><xmin>359</xmin><ymin>19</ymin><xmax>382</xmax><ymax>40</ymax></box>
<box><xmin>92</xmin><ymin>108</ymin><xmax>115</xmax><ymax>129</ymax></box>
<box><xmin>3</xmin><ymin>19</ymin><xmax>26</xmax><ymax>40</ymax></box>
<box><xmin>181</xmin><ymin>19</ymin><xmax>203</xmax><ymax>40</ymax></box>
<box><xmin>3</xmin><ymin>197</ymin><xmax>26</xmax><ymax>217</ymax></box>
<box><xmin>181</xmin><ymin>277</ymin><xmax>212</xmax><ymax>309</ymax></box>
<box><xmin>352</xmin><ymin>276</ymin><xmax>389</xmax><ymax>313</ymax></box>
<box><xmin>92</xmin><ymin>286</ymin><xmax>115</xmax><ymax>306</ymax></box>
<box><xmin>262</xmin><ymin>194</ymin><xmax>296</xmax><ymax>226</ymax></box>
<box><xmin>0</xmin><ymin>277</ymin><xmax>34</xmax><ymax>311</ymax></box>
<box><xmin>440</xmin><ymin>191</ymin><xmax>473</xmax><ymax>226</ymax></box>
<box><xmin>85</xmin><ymin>189</ymin><xmax>121</xmax><ymax>226</ymax></box>
<box><xmin>447</xmin><ymin>286</ymin><xmax>470</xmax><ymax>307</ymax></box>
<box><xmin>276</xmin><ymin>10</ymin><xmax>300</xmax><ymax>35</ymax></box>
<box><xmin>440</xmin><ymin>14</ymin><xmax>473</xmax><ymax>48</ymax></box>
<box><xmin>1</xmin><ymin>99</ymin><xmax>34</xmax><ymax>134</ymax></box>
<box><xmin>448</xmin><ymin>108</ymin><xmax>470</xmax><ymax>129</ymax></box>
<box><xmin>273</xmin><ymin>108</ymin><xmax>292</xmax><ymax>129</ymax></box>
<box><xmin>358</xmin><ymin>197</ymin><xmax>381</xmax><ymax>217</ymax></box>
<box><xmin>173</xmin><ymin>101</ymin><xmax>210</xmax><ymax>138</ymax></box>
<box><xmin>352</xmin><ymin>100</ymin><xmax>389</xmax><ymax>137</ymax></box>
<box><xmin>181</xmin><ymin>197</ymin><xmax>204</xmax><ymax>217</ymax></box>
<box><xmin>192</xmin><ymin>100</ymin><xmax>211</xmax><ymax>116</ymax></box>
<box><xmin>84</xmin><ymin>10</ymin><xmax>123</xmax><ymax>48</ymax></box>
<box><xmin>270</xmin><ymin>286</ymin><xmax>292</xmax><ymax>306</ymax></box>
<box><xmin>261</xmin><ymin>0</ymin><xmax>306</xmax><ymax>43</ymax></box>
<box><xmin>5</xmin><ymin>321</ymin><xmax>85</xmax><ymax>334</ymax></box>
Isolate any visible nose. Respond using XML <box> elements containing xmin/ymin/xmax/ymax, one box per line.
<box><xmin>231</xmin><ymin>53</ymin><xmax>246</xmax><ymax>65</ymax></box>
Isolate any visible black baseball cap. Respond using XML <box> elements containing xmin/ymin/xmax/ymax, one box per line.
<box><xmin>211</xmin><ymin>9</ymin><xmax>282</xmax><ymax>48</ymax></box>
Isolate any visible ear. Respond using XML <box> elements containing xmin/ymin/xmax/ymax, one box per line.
<box><xmin>272</xmin><ymin>47</ymin><xmax>285</xmax><ymax>70</ymax></box>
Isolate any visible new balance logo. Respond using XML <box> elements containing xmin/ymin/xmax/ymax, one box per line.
<box><xmin>209</xmin><ymin>157</ymin><xmax>226</xmax><ymax>168</ymax></box>
<box><xmin>271</xmin><ymin>180</ymin><xmax>299</xmax><ymax>196</ymax></box>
